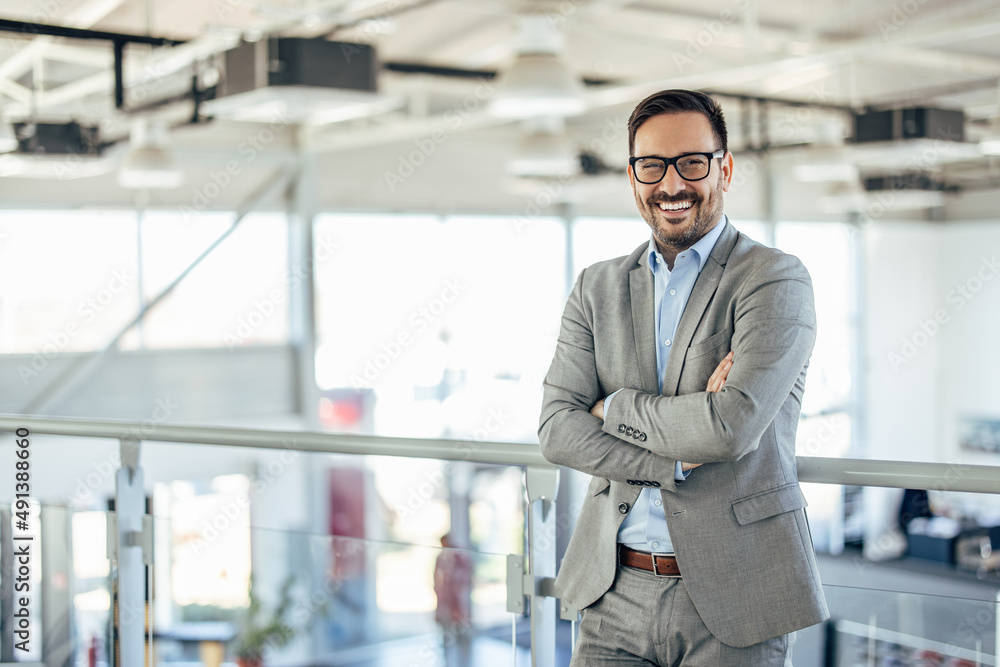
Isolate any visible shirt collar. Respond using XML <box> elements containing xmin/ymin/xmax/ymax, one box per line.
<box><xmin>646</xmin><ymin>215</ymin><xmax>728</xmax><ymax>274</ymax></box>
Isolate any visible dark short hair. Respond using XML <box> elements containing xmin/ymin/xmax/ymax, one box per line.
<box><xmin>628</xmin><ymin>89</ymin><xmax>728</xmax><ymax>156</ymax></box>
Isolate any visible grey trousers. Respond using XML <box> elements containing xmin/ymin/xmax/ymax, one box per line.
<box><xmin>570</xmin><ymin>564</ymin><xmax>794</xmax><ymax>666</ymax></box>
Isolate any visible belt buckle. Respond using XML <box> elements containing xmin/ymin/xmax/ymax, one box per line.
<box><xmin>651</xmin><ymin>554</ymin><xmax>680</xmax><ymax>578</ymax></box>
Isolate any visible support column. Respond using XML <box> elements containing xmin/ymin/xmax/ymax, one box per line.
<box><xmin>115</xmin><ymin>438</ymin><xmax>145</xmax><ymax>667</ymax></box>
<box><xmin>761</xmin><ymin>151</ymin><xmax>777</xmax><ymax>247</ymax></box>
<box><xmin>41</xmin><ymin>505</ymin><xmax>73</xmax><ymax>667</ymax></box>
<box><xmin>288</xmin><ymin>153</ymin><xmax>320</xmax><ymax>429</ymax></box>
<box><xmin>526</xmin><ymin>466</ymin><xmax>559</xmax><ymax>667</ymax></box>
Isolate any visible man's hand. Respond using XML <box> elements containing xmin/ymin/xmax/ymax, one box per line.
<box><xmin>706</xmin><ymin>350</ymin><xmax>734</xmax><ymax>393</ymax></box>
<box><xmin>590</xmin><ymin>398</ymin><xmax>605</xmax><ymax>420</ymax></box>
<box><xmin>683</xmin><ymin>351</ymin><xmax>733</xmax><ymax>470</ymax></box>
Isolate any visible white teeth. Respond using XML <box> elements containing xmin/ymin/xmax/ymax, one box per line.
<box><xmin>658</xmin><ymin>201</ymin><xmax>693</xmax><ymax>211</ymax></box>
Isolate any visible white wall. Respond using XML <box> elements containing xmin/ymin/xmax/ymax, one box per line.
<box><xmin>937</xmin><ymin>222</ymin><xmax>1000</xmax><ymax>467</ymax></box>
<box><xmin>862</xmin><ymin>220</ymin><xmax>1000</xmax><ymax>466</ymax></box>
<box><xmin>861</xmin><ymin>218</ymin><xmax>1000</xmax><ymax>549</ymax></box>
<box><xmin>863</xmin><ymin>220</ymin><xmax>945</xmax><ymax>463</ymax></box>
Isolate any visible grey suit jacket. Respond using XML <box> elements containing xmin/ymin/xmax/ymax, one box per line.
<box><xmin>538</xmin><ymin>221</ymin><xmax>829</xmax><ymax>648</ymax></box>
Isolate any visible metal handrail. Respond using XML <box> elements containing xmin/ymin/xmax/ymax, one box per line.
<box><xmin>797</xmin><ymin>456</ymin><xmax>1000</xmax><ymax>494</ymax></box>
<box><xmin>5</xmin><ymin>412</ymin><xmax>1000</xmax><ymax>667</ymax></box>
<box><xmin>0</xmin><ymin>414</ymin><xmax>551</xmax><ymax>468</ymax></box>
<box><xmin>3</xmin><ymin>413</ymin><xmax>1000</xmax><ymax>493</ymax></box>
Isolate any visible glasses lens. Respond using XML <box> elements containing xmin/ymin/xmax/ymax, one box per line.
<box><xmin>634</xmin><ymin>158</ymin><xmax>666</xmax><ymax>184</ymax></box>
<box><xmin>677</xmin><ymin>155</ymin><xmax>711</xmax><ymax>180</ymax></box>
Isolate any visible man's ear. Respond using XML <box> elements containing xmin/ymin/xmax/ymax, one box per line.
<box><xmin>627</xmin><ymin>163</ymin><xmax>637</xmax><ymax>194</ymax></box>
<box><xmin>721</xmin><ymin>152</ymin><xmax>735</xmax><ymax>193</ymax></box>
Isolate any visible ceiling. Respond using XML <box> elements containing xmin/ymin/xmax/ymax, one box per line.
<box><xmin>1</xmin><ymin>0</ymin><xmax>1000</xmax><ymax>217</ymax></box>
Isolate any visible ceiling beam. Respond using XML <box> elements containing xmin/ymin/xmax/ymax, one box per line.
<box><xmin>42</xmin><ymin>42</ymin><xmax>113</xmax><ymax>68</ymax></box>
<box><xmin>32</xmin><ymin>32</ymin><xmax>237</xmax><ymax>111</ymax></box>
<box><xmin>0</xmin><ymin>0</ymin><xmax>127</xmax><ymax>82</ymax></box>
<box><xmin>0</xmin><ymin>77</ymin><xmax>31</xmax><ymax>105</ymax></box>
<box><xmin>301</xmin><ymin>9</ymin><xmax>1000</xmax><ymax>156</ymax></box>
<box><xmin>585</xmin><ymin>11</ymin><xmax>1000</xmax><ymax>109</ymax></box>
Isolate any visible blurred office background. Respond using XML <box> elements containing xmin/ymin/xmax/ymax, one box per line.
<box><xmin>1</xmin><ymin>0</ymin><xmax>1000</xmax><ymax>665</ymax></box>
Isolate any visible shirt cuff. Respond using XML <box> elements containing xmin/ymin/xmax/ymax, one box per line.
<box><xmin>675</xmin><ymin>460</ymin><xmax>688</xmax><ymax>481</ymax></box>
<box><xmin>602</xmin><ymin>388</ymin><xmax>623</xmax><ymax>418</ymax></box>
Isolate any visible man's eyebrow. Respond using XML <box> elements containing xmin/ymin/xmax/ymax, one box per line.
<box><xmin>634</xmin><ymin>151</ymin><xmax>712</xmax><ymax>159</ymax></box>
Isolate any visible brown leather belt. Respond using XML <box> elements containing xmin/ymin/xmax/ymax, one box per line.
<box><xmin>618</xmin><ymin>545</ymin><xmax>681</xmax><ymax>577</ymax></box>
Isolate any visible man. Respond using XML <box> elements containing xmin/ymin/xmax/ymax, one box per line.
<box><xmin>433</xmin><ymin>533</ymin><xmax>473</xmax><ymax>666</ymax></box>
<box><xmin>538</xmin><ymin>89</ymin><xmax>828</xmax><ymax>665</ymax></box>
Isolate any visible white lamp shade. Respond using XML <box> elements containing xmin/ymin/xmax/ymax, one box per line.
<box><xmin>118</xmin><ymin>145</ymin><xmax>183</xmax><ymax>189</ymax></box>
<box><xmin>979</xmin><ymin>139</ymin><xmax>1000</xmax><ymax>155</ymax></box>
<box><xmin>118</xmin><ymin>119</ymin><xmax>183</xmax><ymax>189</ymax></box>
<box><xmin>488</xmin><ymin>53</ymin><xmax>587</xmax><ymax>119</ymax></box>
<box><xmin>508</xmin><ymin>131</ymin><xmax>578</xmax><ymax>177</ymax></box>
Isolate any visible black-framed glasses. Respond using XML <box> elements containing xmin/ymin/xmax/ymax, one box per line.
<box><xmin>629</xmin><ymin>150</ymin><xmax>725</xmax><ymax>184</ymax></box>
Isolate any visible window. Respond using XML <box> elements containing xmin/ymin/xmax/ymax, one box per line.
<box><xmin>0</xmin><ymin>210</ymin><xmax>290</xmax><ymax>355</ymax></box>
<box><xmin>775</xmin><ymin>221</ymin><xmax>854</xmax><ymax>454</ymax></box>
<box><xmin>313</xmin><ymin>213</ymin><xmax>566</xmax><ymax>442</ymax></box>
<box><xmin>139</xmin><ymin>211</ymin><xmax>289</xmax><ymax>349</ymax></box>
<box><xmin>0</xmin><ymin>210</ymin><xmax>140</xmax><ymax>354</ymax></box>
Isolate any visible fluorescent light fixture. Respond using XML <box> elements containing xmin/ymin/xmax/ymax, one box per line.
<box><xmin>792</xmin><ymin>163</ymin><xmax>859</xmax><ymax>182</ymax></box>
<box><xmin>201</xmin><ymin>87</ymin><xmax>404</xmax><ymax>125</ymax></box>
<box><xmin>979</xmin><ymin>139</ymin><xmax>1000</xmax><ymax>155</ymax></box>
<box><xmin>118</xmin><ymin>119</ymin><xmax>183</xmax><ymax>190</ymax></box>
<box><xmin>488</xmin><ymin>16</ymin><xmax>586</xmax><ymax>119</ymax></box>
<box><xmin>847</xmin><ymin>138</ymin><xmax>981</xmax><ymax>167</ymax></box>
<box><xmin>820</xmin><ymin>189</ymin><xmax>945</xmax><ymax>213</ymax></box>
<box><xmin>0</xmin><ymin>153</ymin><xmax>114</xmax><ymax>179</ymax></box>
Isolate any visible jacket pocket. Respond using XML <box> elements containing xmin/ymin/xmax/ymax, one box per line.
<box><xmin>589</xmin><ymin>476</ymin><xmax>611</xmax><ymax>496</ymax></box>
<box><xmin>685</xmin><ymin>329</ymin><xmax>731</xmax><ymax>361</ymax></box>
<box><xmin>731</xmin><ymin>483</ymin><xmax>807</xmax><ymax>525</ymax></box>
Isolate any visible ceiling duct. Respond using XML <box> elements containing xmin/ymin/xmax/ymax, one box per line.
<box><xmin>862</xmin><ymin>172</ymin><xmax>955</xmax><ymax>194</ymax></box>
<box><xmin>202</xmin><ymin>38</ymin><xmax>403</xmax><ymax>124</ymax></box>
<box><xmin>0</xmin><ymin>122</ymin><xmax>111</xmax><ymax>179</ymax></box>
<box><xmin>854</xmin><ymin>107</ymin><xmax>965</xmax><ymax>143</ymax></box>
<box><xmin>11</xmin><ymin>122</ymin><xmax>103</xmax><ymax>156</ymax></box>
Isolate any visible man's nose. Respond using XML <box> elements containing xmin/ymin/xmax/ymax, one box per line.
<box><xmin>656</xmin><ymin>164</ymin><xmax>689</xmax><ymax>195</ymax></box>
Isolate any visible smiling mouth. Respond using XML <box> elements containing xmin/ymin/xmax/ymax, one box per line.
<box><xmin>656</xmin><ymin>200</ymin><xmax>694</xmax><ymax>212</ymax></box>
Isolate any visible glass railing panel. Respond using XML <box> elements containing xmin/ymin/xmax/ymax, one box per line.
<box><xmin>3</xmin><ymin>502</ymin><xmax>528</xmax><ymax>666</ymax></box>
<box><xmin>162</xmin><ymin>521</ymin><xmax>524</xmax><ymax>666</ymax></box>
<box><xmin>813</xmin><ymin>584</ymin><xmax>998</xmax><ymax>667</ymax></box>
<box><xmin>0</xmin><ymin>504</ymin><xmax>116</xmax><ymax>666</ymax></box>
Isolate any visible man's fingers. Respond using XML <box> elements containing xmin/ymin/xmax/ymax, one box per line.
<box><xmin>681</xmin><ymin>462</ymin><xmax>703</xmax><ymax>471</ymax></box>
<box><xmin>706</xmin><ymin>351</ymin><xmax>734</xmax><ymax>393</ymax></box>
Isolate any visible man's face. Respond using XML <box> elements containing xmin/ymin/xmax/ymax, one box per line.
<box><xmin>628</xmin><ymin>111</ymin><xmax>734</xmax><ymax>255</ymax></box>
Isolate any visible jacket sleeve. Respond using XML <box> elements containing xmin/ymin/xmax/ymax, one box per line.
<box><xmin>538</xmin><ymin>267</ymin><xmax>679</xmax><ymax>491</ymax></box>
<box><xmin>601</xmin><ymin>252</ymin><xmax>816</xmax><ymax>463</ymax></box>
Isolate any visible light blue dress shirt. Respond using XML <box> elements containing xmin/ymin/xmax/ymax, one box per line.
<box><xmin>609</xmin><ymin>216</ymin><xmax>728</xmax><ymax>554</ymax></box>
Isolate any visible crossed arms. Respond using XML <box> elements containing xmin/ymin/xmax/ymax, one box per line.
<box><xmin>537</xmin><ymin>252</ymin><xmax>816</xmax><ymax>491</ymax></box>
<box><xmin>590</xmin><ymin>352</ymin><xmax>733</xmax><ymax>472</ymax></box>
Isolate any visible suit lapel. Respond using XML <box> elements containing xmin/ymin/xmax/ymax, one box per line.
<box><xmin>629</xmin><ymin>262</ymin><xmax>659</xmax><ymax>395</ymax></box>
<box><xmin>619</xmin><ymin>251</ymin><xmax>654</xmax><ymax>509</ymax></box>
<box><xmin>661</xmin><ymin>222</ymin><xmax>741</xmax><ymax>397</ymax></box>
